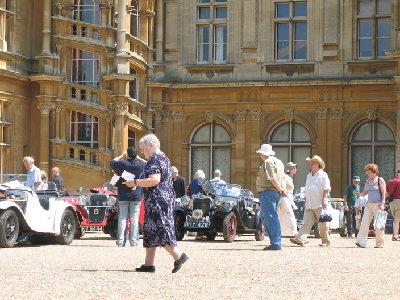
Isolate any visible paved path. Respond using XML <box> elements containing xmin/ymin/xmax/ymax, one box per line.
<box><xmin>0</xmin><ymin>232</ymin><xmax>399</xmax><ymax>299</ymax></box>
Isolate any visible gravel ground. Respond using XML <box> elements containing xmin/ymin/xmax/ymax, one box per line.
<box><xmin>0</xmin><ymin>232</ymin><xmax>399</xmax><ymax>300</ymax></box>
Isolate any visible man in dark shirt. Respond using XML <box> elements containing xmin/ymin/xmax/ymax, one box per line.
<box><xmin>110</xmin><ymin>147</ymin><xmax>145</xmax><ymax>247</ymax></box>
<box><xmin>50</xmin><ymin>167</ymin><xmax>64</xmax><ymax>191</ymax></box>
<box><xmin>343</xmin><ymin>175</ymin><xmax>361</xmax><ymax>237</ymax></box>
<box><xmin>387</xmin><ymin>170</ymin><xmax>400</xmax><ymax>241</ymax></box>
<box><xmin>171</xmin><ymin>166</ymin><xmax>186</xmax><ymax>198</ymax></box>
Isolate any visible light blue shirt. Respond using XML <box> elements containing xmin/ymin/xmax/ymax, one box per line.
<box><xmin>25</xmin><ymin>165</ymin><xmax>42</xmax><ymax>189</ymax></box>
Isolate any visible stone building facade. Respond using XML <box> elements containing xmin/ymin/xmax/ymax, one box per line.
<box><xmin>149</xmin><ymin>0</ymin><xmax>399</xmax><ymax>195</ymax></box>
<box><xmin>0</xmin><ymin>0</ymin><xmax>154</xmax><ymax>188</ymax></box>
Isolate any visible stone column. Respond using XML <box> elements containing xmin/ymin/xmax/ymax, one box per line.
<box><xmin>37</xmin><ymin>102</ymin><xmax>56</xmax><ymax>171</ymax></box>
<box><xmin>111</xmin><ymin>102</ymin><xmax>127</xmax><ymax>156</ymax></box>
<box><xmin>116</xmin><ymin>0</ymin><xmax>127</xmax><ymax>54</ymax></box>
<box><xmin>99</xmin><ymin>2</ymin><xmax>112</xmax><ymax>26</ymax></box>
<box><xmin>233</xmin><ymin>110</ymin><xmax>247</xmax><ymax>187</ymax></box>
<box><xmin>155</xmin><ymin>0</ymin><xmax>164</xmax><ymax>62</ymax></box>
<box><xmin>55</xmin><ymin>105</ymin><xmax>61</xmax><ymax>140</ymax></box>
<box><xmin>0</xmin><ymin>10</ymin><xmax>6</xmax><ymax>51</ymax></box>
<box><xmin>42</xmin><ymin>0</ymin><xmax>52</xmax><ymax>56</ymax></box>
<box><xmin>315</xmin><ymin>107</ymin><xmax>329</xmax><ymax>160</ymax></box>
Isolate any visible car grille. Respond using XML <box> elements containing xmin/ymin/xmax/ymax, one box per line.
<box><xmin>192</xmin><ymin>198</ymin><xmax>211</xmax><ymax>214</ymax></box>
<box><xmin>87</xmin><ymin>194</ymin><xmax>108</xmax><ymax>223</ymax></box>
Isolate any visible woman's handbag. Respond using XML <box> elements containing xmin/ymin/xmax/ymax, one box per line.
<box><xmin>373</xmin><ymin>210</ymin><xmax>388</xmax><ymax>230</ymax></box>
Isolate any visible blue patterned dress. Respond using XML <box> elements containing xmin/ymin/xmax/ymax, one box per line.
<box><xmin>142</xmin><ymin>152</ymin><xmax>177</xmax><ymax>248</ymax></box>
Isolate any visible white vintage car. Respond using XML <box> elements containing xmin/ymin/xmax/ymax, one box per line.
<box><xmin>0</xmin><ymin>181</ymin><xmax>77</xmax><ymax>248</ymax></box>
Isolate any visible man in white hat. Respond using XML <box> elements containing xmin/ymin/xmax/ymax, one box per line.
<box><xmin>256</xmin><ymin>144</ymin><xmax>286</xmax><ymax>250</ymax></box>
<box><xmin>211</xmin><ymin>169</ymin><xmax>226</xmax><ymax>184</ymax></box>
<box><xmin>290</xmin><ymin>155</ymin><xmax>331</xmax><ymax>247</ymax></box>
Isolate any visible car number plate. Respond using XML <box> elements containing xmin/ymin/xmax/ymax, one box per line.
<box><xmin>184</xmin><ymin>221</ymin><xmax>210</xmax><ymax>228</ymax></box>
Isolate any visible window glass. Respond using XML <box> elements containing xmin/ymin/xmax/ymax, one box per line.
<box><xmin>359</xmin><ymin>19</ymin><xmax>372</xmax><ymax>38</ymax></box>
<box><xmin>294</xmin><ymin>22</ymin><xmax>307</xmax><ymax>59</ymax></box>
<box><xmin>375</xmin><ymin>146</ymin><xmax>395</xmax><ymax>182</ymax></box>
<box><xmin>215</xmin><ymin>0</ymin><xmax>227</xmax><ymax>2</ymax></box>
<box><xmin>377</xmin><ymin>0</ymin><xmax>392</xmax><ymax>14</ymax></box>
<box><xmin>375</xmin><ymin>122</ymin><xmax>395</xmax><ymax>141</ymax></box>
<box><xmin>198</xmin><ymin>26</ymin><xmax>210</xmax><ymax>62</ymax></box>
<box><xmin>294</xmin><ymin>2</ymin><xmax>307</xmax><ymax>17</ymax></box>
<box><xmin>214</xmin><ymin>25</ymin><xmax>227</xmax><ymax>62</ymax></box>
<box><xmin>292</xmin><ymin>146</ymin><xmax>311</xmax><ymax>189</ymax></box>
<box><xmin>198</xmin><ymin>0</ymin><xmax>210</xmax><ymax>3</ymax></box>
<box><xmin>293</xmin><ymin>122</ymin><xmax>310</xmax><ymax>142</ymax></box>
<box><xmin>377</xmin><ymin>39</ymin><xmax>390</xmax><ymax>56</ymax></box>
<box><xmin>273</xmin><ymin>146</ymin><xmax>290</xmax><ymax>164</ymax></box>
<box><xmin>73</xmin><ymin>0</ymin><xmax>100</xmax><ymax>25</ymax></box>
<box><xmin>213</xmin><ymin>124</ymin><xmax>231</xmax><ymax>143</ymax></box>
<box><xmin>276</xmin><ymin>3</ymin><xmax>290</xmax><ymax>18</ymax></box>
<box><xmin>352</xmin><ymin>146</ymin><xmax>372</xmax><ymax>181</ymax></box>
<box><xmin>270</xmin><ymin>123</ymin><xmax>290</xmax><ymax>142</ymax></box>
<box><xmin>277</xmin><ymin>23</ymin><xmax>289</xmax><ymax>60</ymax></box>
<box><xmin>198</xmin><ymin>7</ymin><xmax>210</xmax><ymax>19</ymax></box>
<box><xmin>353</xmin><ymin>122</ymin><xmax>372</xmax><ymax>141</ymax></box>
<box><xmin>358</xmin><ymin>0</ymin><xmax>373</xmax><ymax>14</ymax></box>
<box><xmin>213</xmin><ymin>147</ymin><xmax>231</xmax><ymax>182</ymax></box>
<box><xmin>192</xmin><ymin>124</ymin><xmax>211</xmax><ymax>143</ymax></box>
<box><xmin>215</xmin><ymin>7</ymin><xmax>227</xmax><ymax>19</ymax></box>
<box><xmin>70</xmin><ymin>112</ymin><xmax>98</xmax><ymax>148</ymax></box>
<box><xmin>377</xmin><ymin>18</ymin><xmax>391</xmax><ymax>37</ymax></box>
<box><xmin>192</xmin><ymin>147</ymin><xmax>211</xmax><ymax>181</ymax></box>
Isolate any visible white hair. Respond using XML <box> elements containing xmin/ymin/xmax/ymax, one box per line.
<box><xmin>139</xmin><ymin>134</ymin><xmax>160</xmax><ymax>148</ymax></box>
<box><xmin>23</xmin><ymin>156</ymin><xmax>34</xmax><ymax>163</ymax></box>
<box><xmin>214</xmin><ymin>169</ymin><xmax>222</xmax><ymax>176</ymax></box>
<box><xmin>195</xmin><ymin>169</ymin><xmax>205</xmax><ymax>180</ymax></box>
<box><xmin>171</xmin><ymin>166</ymin><xmax>178</xmax><ymax>173</ymax></box>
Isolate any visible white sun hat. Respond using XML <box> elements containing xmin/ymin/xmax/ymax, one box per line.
<box><xmin>256</xmin><ymin>144</ymin><xmax>275</xmax><ymax>156</ymax></box>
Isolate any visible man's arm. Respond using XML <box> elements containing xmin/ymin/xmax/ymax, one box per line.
<box><xmin>322</xmin><ymin>189</ymin><xmax>329</xmax><ymax>209</ymax></box>
<box><xmin>270</xmin><ymin>179</ymin><xmax>287</xmax><ymax>197</ymax></box>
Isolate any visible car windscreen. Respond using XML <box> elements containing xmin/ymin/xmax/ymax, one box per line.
<box><xmin>212</xmin><ymin>183</ymin><xmax>241</xmax><ymax>197</ymax></box>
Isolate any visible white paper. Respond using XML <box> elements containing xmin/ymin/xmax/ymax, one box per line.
<box><xmin>110</xmin><ymin>174</ymin><xmax>120</xmax><ymax>186</ymax></box>
<box><xmin>121</xmin><ymin>171</ymin><xmax>135</xmax><ymax>181</ymax></box>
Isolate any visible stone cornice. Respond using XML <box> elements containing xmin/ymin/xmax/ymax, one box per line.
<box><xmin>0</xmin><ymin>69</ymin><xmax>30</xmax><ymax>81</ymax></box>
<box><xmin>30</xmin><ymin>74</ymin><xmax>65</xmax><ymax>82</ymax></box>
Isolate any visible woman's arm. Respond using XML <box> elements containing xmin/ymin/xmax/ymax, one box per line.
<box><xmin>124</xmin><ymin>174</ymin><xmax>161</xmax><ymax>188</ymax></box>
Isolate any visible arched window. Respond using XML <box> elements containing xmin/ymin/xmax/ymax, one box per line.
<box><xmin>350</xmin><ymin>120</ymin><xmax>395</xmax><ymax>182</ymax></box>
<box><xmin>269</xmin><ymin>122</ymin><xmax>311</xmax><ymax>189</ymax></box>
<box><xmin>73</xmin><ymin>0</ymin><xmax>100</xmax><ymax>25</ymax></box>
<box><xmin>190</xmin><ymin>122</ymin><xmax>231</xmax><ymax>182</ymax></box>
<box><xmin>130</xmin><ymin>0</ymin><xmax>139</xmax><ymax>37</ymax></box>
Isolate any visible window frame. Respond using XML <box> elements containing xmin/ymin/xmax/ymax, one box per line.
<box><xmin>70</xmin><ymin>111</ymin><xmax>99</xmax><ymax>149</ymax></box>
<box><xmin>73</xmin><ymin>0</ymin><xmax>101</xmax><ymax>25</ymax></box>
<box><xmin>130</xmin><ymin>0</ymin><xmax>139</xmax><ymax>38</ymax></box>
<box><xmin>71</xmin><ymin>48</ymin><xmax>101</xmax><ymax>88</ymax></box>
<box><xmin>274</xmin><ymin>1</ymin><xmax>308</xmax><ymax>62</ymax></box>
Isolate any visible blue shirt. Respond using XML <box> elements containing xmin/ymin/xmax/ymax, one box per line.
<box><xmin>189</xmin><ymin>179</ymin><xmax>202</xmax><ymax>196</ymax></box>
<box><xmin>110</xmin><ymin>159</ymin><xmax>145</xmax><ymax>201</ymax></box>
<box><xmin>25</xmin><ymin>165</ymin><xmax>42</xmax><ymax>189</ymax></box>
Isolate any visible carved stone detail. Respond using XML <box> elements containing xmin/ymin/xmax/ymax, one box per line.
<box><xmin>284</xmin><ymin>108</ymin><xmax>294</xmax><ymax>121</ymax></box>
<box><xmin>332</xmin><ymin>107</ymin><xmax>344</xmax><ymax>120</ymax></box>
<box><xmin>99</xmin><ymin>2</ymin><xmax>113</xmax><ymax>10</ymax></box>
<box><xmin>110</xmin><ymin>102</ymin><xmax>127</xmax><ymax>116</ymax></box>
<box><xmin>315</xmin><ymin>107</ymin><xmax>328</xmax><ymax>120</ymax></box>
<box><xmin>205</xmin><ymin>110</ymin><xmax>214</xmax><ymax>121</ymax></box>
<box><xmin>37</xmin><ymin>102</ymin><xmax>56</xmax><ymax>115</ymax></box>
<box><xmin>172</xmin><ymin>110</ymin><xmax>185</xmax><ymax>122</ymax></box>
<box><xmin>367</xmin><ymin>107</ymin><xmax>378</xmax><ymax>121</ymax></box>
<box><xmin>234</xmin><ymin>110</ymin><xmax>247</xmax><ymax>121</ymax></box>
<box><xmin>154</xmin><ymin>109</ymin><xmax>164</xmax><ymax>122</ymax></box>
<box><xmin>249</xmin><ymin>109</ymin><xmax>261</xmax><ymax>121</ymax></box>
<box><xmin>319</xmin><ymin>88</ymin><xmax>341</xmax><ymax>101</ymax></box>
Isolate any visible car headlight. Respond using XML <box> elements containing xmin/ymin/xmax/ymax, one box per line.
<box><xmin>214</xmin><ymin>196</ymin><xmax>224</xmax><ymax>206</ymax></box>
<box><xmin>181</xmin><ymin>195</ymin><xmax>190</xmax><ymax>206</ymax></box>
<box><xmin>193</xmin><ymin>209</ymin><xmax>203</xmax><ymax>220</ymax></box>
<box><xmin>78</xmin><ymin>195</ymin><xmax>88</xmax><ymax>205</ymax></box>
<box><xmin>107</xmin><ymin>196</ymin><xmax>116</xmax><ymax>206</ymax></box>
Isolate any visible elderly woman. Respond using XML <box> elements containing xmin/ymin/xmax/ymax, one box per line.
<box><xmin>189</xmin><ymin>169</ymin><xmax>205</xmax><ymax>197</ymax></box>
<box><xmin>277</xmin><ymin>162</ymin><xmax>298</xmax><ymax>237</ymax></box>
<box><xmin>124</xmin><ymin>134</ymin><xmax>188</xmax><ymax>273</ymax></box>
<box><xmin>356</xmin><ymin>163</ymin><xmax>386</xmax><ymax>248</ymax></box>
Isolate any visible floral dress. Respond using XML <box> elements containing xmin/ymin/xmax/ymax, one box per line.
<box><xmin>142</xmin><ymin>152</ymin><xmax>177</xmax><ymax>248</ymax></box>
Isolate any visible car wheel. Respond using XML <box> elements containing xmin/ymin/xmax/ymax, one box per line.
<box><xmin>205</xmin><ymin>232</ymin><xmax>217</xmax><ymax>240</ymax></box>
<box><xmin>0</xmin><ymin>209</ymin><xmax>19</xmax><ymax>248</ymax></box>
<box><xmin>223</xmin><ymin>212</ymin><xmax>236</xmax><ymax>243</ymax></box>
<box><xmin>174</xmin><ymin>213</ymin><xmax>185</xmax><ymax>241</ymax></box>
<box><xmin>255</xmin><ymin>220</ymin><xmax>265</xmax><ymax>241</ymax></box>
<box><xmin>74</xmin><ymin>228</ymin><xmax>85</xmax><ymax>239</ymax></box>
<box><xmin>56</xmin><ymin>210</ymin><xmax>76</xmax><ymax>245</ymax></box>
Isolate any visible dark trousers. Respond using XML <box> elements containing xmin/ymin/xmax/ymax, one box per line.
<box><xmin>345</xmin><ymin>207</ymin><xmax>357</xmax><ymax>236</ymax></box>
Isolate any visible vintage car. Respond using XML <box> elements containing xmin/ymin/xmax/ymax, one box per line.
<box><xmin>0</xmin><ymin>180</ymin><xmax>78</xmax><ymax>248</ymax></box>
<box><xmin>174</xmin><ymin>181</ymin><xmax>265</xmax><ymax>243</ymax></box>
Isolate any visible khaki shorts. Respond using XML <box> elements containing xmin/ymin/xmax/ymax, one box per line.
<box><xmin>390</xmin><ymin>199</ymin><xmax>400</xmax><ymax>218</ymax></box>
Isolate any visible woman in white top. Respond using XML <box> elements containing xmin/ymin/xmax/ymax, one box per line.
<box><xmin>277</xmin><ymin>162</ymin><xmax>298</xmax><ymax>236</ymax></box>
<box><xmin>37</xmin><ymin>170</ymin><xmax>49</xmax><ymax>190</ymax></box>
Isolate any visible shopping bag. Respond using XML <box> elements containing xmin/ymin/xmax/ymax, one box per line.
<box><xmin>319</xmin><ymin>208</ymin><xmax>332</xmax><ymax>222</ymax></box>
<box><xmin>373</xmin><ymin>210</ymin><xmax>388</xmax><ymax>230</ymax></box>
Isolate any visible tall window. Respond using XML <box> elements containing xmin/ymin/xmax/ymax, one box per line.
<box><xmin>350</xmin><ymin>120</ymin><xmax>395</xmax><ymax>183</ymax></box>
<box><xmin>275</xmin><ymin>1</ymin><xmax>307</xmax><ymax>60</ymax></box>
<box><xmin>72</xmin><ymin>49</ymin><xmax>100</xmax><ymax>88</ymax></box>
<box><xmin>130</xmin><ymin>0</ymin><xmax>139</xmax><ymax>37</ymax></box>
<box><xmin>70</xmin><ymin>112</ymin><xmax>99</xmax><ymax>148</ymax></box>
<box><xmin>197</xmin><ymin>0</ymin><xmax>228</xmax><ymax>63</ymax></box>
<box><xmin>129</xmin><ymin>68</ymin><xmax>138</xmax><ymax>100</ymax></box>
<box><xmin>269</xmin><ymin>122</ymin><xmax>311</xmax><ymax>189</ymax></box>
<box><xmin>357</xmin><ymin>0</ymin><xmax>392</xmax><ymax>58</ymax></box>
<box><xmin>73</xmin><ymin>0</ymin><xmax>101</xmax><ymax>25</ymax></box>
<box><xmin>128</xmin><ymin>129</ymin><xmax>136</xmax><ymax>147</ymax></box>
<box><xmin>190</xmin><ymin>122</ymin><xmax>231</xmax><ymax>182</ymax></box>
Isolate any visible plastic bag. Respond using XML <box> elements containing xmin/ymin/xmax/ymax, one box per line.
<box><xmin>373</xmin><ymin>210</ymin><xmax>388</xmax><ymax>230</ymax></box>
<box><xmin>319</xmin><ymin>208</ymin><xmax>332</xmax><ymax>223</ymax></box>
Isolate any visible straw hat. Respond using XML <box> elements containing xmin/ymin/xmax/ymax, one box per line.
<box><xmin>256</xmin><ymin>144</ymin><xmax>275</xmax><ymax>156</ymax></box>
<box><xmin>306</xmin><ymin>155</ymin><xmax>325</xmax><ymax>169</ymax></box>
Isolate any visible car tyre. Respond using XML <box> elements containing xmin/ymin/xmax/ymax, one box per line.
<box><xmin>175</xmin><ymin>213</ymin><xmax>185</xmax><ymax>241</ymax></box>
<box><xmin>255</xmin><ymin>220</ymin><xmax>265</xmax><ymax>241</ymax></box>
<box><xmin>205</xmin><ymin>232</ymin><xmax>217</xmax><ymax>240</ymax></box>
<box><xmin>56</xmin><ymin>210</ymin><xmax>76</xmax><ymax>245</ymax></box>
<box><xmin>223</xmin><ymin>212</ymin><xmax>236</xmax><ymax>243</ymax></box>
<box><xmin>0</xmin><ymin>209</ymin><xmax>20</xmax><ymax>248</ymax></box>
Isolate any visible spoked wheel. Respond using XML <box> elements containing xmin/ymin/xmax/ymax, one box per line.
<box><xmin>174</xmin><ymin>213</ymin><xmax>185</xmax><ymax>241</ymax></box>
<box><xmin>223</xmin><ymin>212</ymin><xmax>237</xmax><ymax>243</ymax></box>
<box><xmin>0</xmin><ymin>209</ymin><xmax>20</xmax><ymax>248</ymax></box>
<box><xmin>255</xmin><ymin>220</ymin><xmax>265</xmax><ymax>241</ymax></box>
<box><xmin>56</xmin><ymin>210</ymin><xmax>76</xmax><ymax>245</ymax></box>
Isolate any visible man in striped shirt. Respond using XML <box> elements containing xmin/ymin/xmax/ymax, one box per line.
<box><xmin>290</xmin><ymin>155</ymin><xmax>331</xmax><ymax>247</ymax></box>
